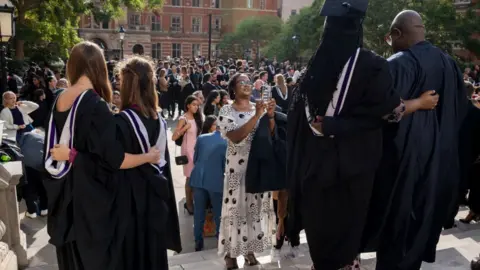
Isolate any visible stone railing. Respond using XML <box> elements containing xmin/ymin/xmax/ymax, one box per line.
<box><xmin>0</xmin><ymin>220</ymin><xmax>17</xmax><ymax>270</ymax></box>
<box><xmin>0</xmin><ymin>161</ymin><xmax>28</xmax><ymax>269</ymax></box>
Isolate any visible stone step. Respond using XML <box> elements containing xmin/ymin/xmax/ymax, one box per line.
<box><xmin>168</xmin><ymin>228</ymin><xmax>480</xmax><ymax>270</ymax></box>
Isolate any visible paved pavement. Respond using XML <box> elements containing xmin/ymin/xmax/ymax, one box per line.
<box><xmin>18</xmin><ymin>117</ymin><xmax>480</xmax><ymax>269</ymax></box>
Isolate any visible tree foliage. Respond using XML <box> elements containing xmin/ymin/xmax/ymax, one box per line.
<box><xmin>11</xmin><ymin>0</ymin><xmax>164</xmax><ymax>61</ymax></box>
<box><xmin>263</xmin><ymin>0</ymin><xmax>480</xmax><ymax>62</ymax></box>
<box><xmin>219</xmin><ymin>15</ymin><xmax>283</xmax><ymax>61</ymax></box>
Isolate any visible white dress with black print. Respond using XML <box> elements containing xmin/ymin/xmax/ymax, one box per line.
<box><xmin>217</xmin><ymin>104</ymin><xmax>274</xmax><ymax>258</ymax></box>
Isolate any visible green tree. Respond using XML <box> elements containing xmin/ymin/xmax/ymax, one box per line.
<box><xmin>263</xmin><ymin>0</ymin><xmax>325</xmax><ymax>61</ymax></box>
<box><xmin>11</xmin><ymin>0</ymin><xmax>163</xmax><ymax>60</ymax></box>
<box><xmin>219</xmin><ymin>15</ymin><xmax>282</xmax><ymax>62</ymax></box>
<box><xmin>265</xmin><ymin>0</ymin><xmax>480</xmax><ymax>62</ymax></box>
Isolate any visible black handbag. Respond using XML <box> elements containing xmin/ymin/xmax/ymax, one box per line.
<box><xmin>175</xmin><ymin>129</ymin><xmax>188</xmax><ymax>166</ymax></box>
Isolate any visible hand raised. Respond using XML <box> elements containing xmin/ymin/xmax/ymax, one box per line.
<box><xmin>255</xmin><ymin>101</ymin><xmax>265</xmax><ymax>118</ymax></box>
<box><xmin>266</xmin><ymin>98</ymin><xmax>276</xmax><ymax>118</ymax></box>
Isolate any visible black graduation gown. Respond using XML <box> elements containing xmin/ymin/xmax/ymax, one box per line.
<box><xmin>271</xmin><ymin>86</ymin><xmax>290</xmax><ymax>114</ymax></box>
<box><xmin>43</xmin><ymin>90</ymin><xmax>125</xmax><ymax>270</ymax></box>
<box><xmin>287</xmin><ymin>49</ymin><xmax>400</xmax><ymax>270</ymax></box>
<box><xmin>458</xmin><ymin>103</ymin><xmax>480</xmax><ymax>214</ymax></box>
<box><xmin>179</xmin><ymin>81</ymin><xmax>196</xmax><ymax>111</ymax></box>
<box><xmin>373</xmin><ymin>42</ymin><xmax>468</xmax><ymax>270</ymax></box>
<box><xmin>113</xmin><ymin>112</ymin><xmax>182</xmax><ymax>270</ymax></box>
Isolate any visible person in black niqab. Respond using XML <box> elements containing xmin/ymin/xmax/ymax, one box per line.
<box><xmin>287</xmin><ymin>2</ymin><xmax>439</xmax><ymax>270</ymax></box>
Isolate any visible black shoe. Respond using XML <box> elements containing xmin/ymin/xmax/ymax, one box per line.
<box><xmin>183</xmin><ymin>203</ymin><xmax>193</xmax><ymax>215</ymax></box>
<box><xmin>195</xmin><ymin>240</ymin><xmax>204</xmax><ymax>252</ymax></box>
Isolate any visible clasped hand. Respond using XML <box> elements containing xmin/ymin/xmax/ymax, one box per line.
<box><xmin>255</xmin><ymin>99</ymin><xmax>277</xmax><ymax>118</ymax></box>
<box><xmin>51</xmin><ymin>145</ymin><xmax>161</xmax><ymax>164</ymax></box>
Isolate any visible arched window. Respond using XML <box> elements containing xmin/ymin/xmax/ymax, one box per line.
<box><xmin>91</xmin><ymin>38</ymin><xmax>108</xmax><ymax>50</ymax></box>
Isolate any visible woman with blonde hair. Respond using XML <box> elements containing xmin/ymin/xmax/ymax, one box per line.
<box><xmin>44</xmin><ymin>41</ymin><xmax>160</xmax><ymax>270</ymax></box>
<box><xmin>0</xmin><ymin>91</ymin><xmax>38</xmax><ymax>141</ymax></box>
<box><xmin>271</xmin><ymin>74</ymin><xmax>290</xmax><ymax>113</ymax></box>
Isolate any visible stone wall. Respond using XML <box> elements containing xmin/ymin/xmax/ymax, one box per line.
<box><xmin>0</xmin><ymin>162</ymin><xmax>27</xmax><ymax>269</ymax></box>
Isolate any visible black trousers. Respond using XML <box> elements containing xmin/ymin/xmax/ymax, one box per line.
<box><xmin>273</xmin><ymin>199</ymin><xmax>300</xmax><ymax>249</ymax></box>
<box><xmin>24</xmin><ymin>166</ymin><xmax>48</xmax><ymax>214</ymax></box>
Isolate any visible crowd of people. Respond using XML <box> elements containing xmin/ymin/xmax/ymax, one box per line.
<box><xmin>2</xmin><ymin>1</ymin><xmax>480</xmax><ymax>270</ymax></box>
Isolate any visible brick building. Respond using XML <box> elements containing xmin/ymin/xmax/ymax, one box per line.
<box><xmin>78</xmin><ymin>0</ymin><xmax>278</xmax><ymax>60</ymax></box>
<box><xmin>454</xmin><ymin>0</ymin><xmax>480</xmax><ymax>64</ymax></box>
<box><xmin>277</xmin><ymin>0</ymin><xmax>314</xmax><ymax>21</ymax></box>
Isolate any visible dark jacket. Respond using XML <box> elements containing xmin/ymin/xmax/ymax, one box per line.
<box><xmin>245</xmin><ymin>112</ymin><xmax>287</xmax><ymax>193</ymax></box>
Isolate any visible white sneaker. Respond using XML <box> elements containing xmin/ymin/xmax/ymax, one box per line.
<box><xmin>271</xmin><ymin>249</ymin><xmax>282</xmax><ymax>262</ymax></box>
<box><xmin>40</xmin><ymin>209</ymin><xmax>48</xmax><ymax>216</ymax></box>
<box><xmin>288</xmin><ymin>246</ymin><xmax>300</xmax><ymax>258</ymax></box>
<box><xmin>25</xmin><ymin>212</ymin><xmax>37</xmax><ymax>219</ymax></box>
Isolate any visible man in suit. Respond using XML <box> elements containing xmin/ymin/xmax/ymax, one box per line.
<box><xmin>189</xmin><ymin>120</ymin><xmax>227</xmax><ymax>251</ymax></box>
<box><xmin>202</xmin><ymin>73</ymin><xmax>218</xmax><ymax>98</ymax></box>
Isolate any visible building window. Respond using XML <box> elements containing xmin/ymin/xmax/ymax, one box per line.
<box><xmin>172</xmin><ymin>43</ymin><xmax>181</xmax><ymax>58</ymax></box>
<box><xmin>192</xmin><ymin>0</ymin><xmax>200</xmax><ymax>7</ymax></box>
<box><xmin>171</xmin><ymin>16</ymin><xmax>181</xmax><ymax>31</ymax></box>
<box><xmin>102</xmin><ymin>20</ymin><xmax>109</xmax><ymax>29</ymax></box>
<box><xmin>247</xmin><ymin>0</ymin><xmax>253</xmax><ymax>8</ymax></box>
<box><xmin>129</xmin><ymin>14</ymin><xmax>141</xmax><ymax>25</ymax></box>
<box><xmin>152</xmin><ymin>43</ymin><xmax>162</xmax><ymax>59</ymax></box>
<box><xmin>192</xmin><ymin>17</ymin><xmax>201</xmax><ymax>33</ymax></box>
<box><xmin>151</xmin><ymin>16</ymin><xmax>161</xmax><ymax>31</ymax></box>
<box><xmin>214</xmin><ymin>0</ymin><xmax>220</xmax><ymax>8</ymax></box>
<box><xmin>192</xmin><ymin>44</ymin><xmax>201</xmax><ymax>57</ymax></box>
<box><xmin>172</xmin><ymin>0</ymin><xmax>181</xmax><ymax>6</ymax></box>
<box><xmin>260</xmin><ymin>0</ymin><xmax>266</xmax><ymax>9</ymax></box>
<box><xmin>291</xmin><ymin>9</ymin><xmax>297</xmax><ymax>16</ymax></box>
<box><xmin>214</xmin><ymin>17</ymin><xmax>221</xmax><ymax>31</ymax></box>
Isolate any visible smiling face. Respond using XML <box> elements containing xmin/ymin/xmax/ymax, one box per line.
<box><xmin>235</xmin><ymin>75</ymin><xmax>253</xmax><ymax>99</ymax></box>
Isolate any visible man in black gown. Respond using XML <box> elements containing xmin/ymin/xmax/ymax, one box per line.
<box><xmin>287</xmin><ymin>0</ymin><xmax>405</xmax><ymax>269</ymax></box>
<box><xmin>372</xmin><ymin>10</ymin><xmax>468</xmax><ymax>270</ymax></box>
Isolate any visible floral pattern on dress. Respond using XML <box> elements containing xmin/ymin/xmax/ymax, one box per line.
<box><xmin>217</xmin><ymin>104</ymin><xmax>275</xmax><ymax>258</ymax></box>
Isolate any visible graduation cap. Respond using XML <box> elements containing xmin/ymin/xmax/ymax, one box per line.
<box><xmin>320</xmin><ymin>0</ymin><xmax>368</xmax><ymax>17</ymax></box>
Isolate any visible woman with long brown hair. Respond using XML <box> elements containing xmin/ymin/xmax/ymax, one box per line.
<box><xmin>44</xmin><ymin>41</ymin><xmax>161</xmax><ymax>270</ymax></box>
<box><xmin>114</xmin><ymin>56</ymin><xmax>181</xmax><ymax>269</ymax></box>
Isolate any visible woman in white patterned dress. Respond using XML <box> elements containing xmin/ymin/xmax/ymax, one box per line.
<box><xmin>217</xmin><ymin>73</ymin><xmax>276</xmax><ymax>269</ymax></box>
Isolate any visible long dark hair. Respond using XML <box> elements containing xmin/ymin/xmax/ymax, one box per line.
<box><xmin>184</xmin><ymin>95</ymin><xmax>203</xmax><ymax>137</ymax></box>
<box><xmin>203</xmin><ymin>90</ymin><xmax>219</xmax><ymax>116</ymax></box>
<box><xmin>218</xmin><ymin>89</ymin><xmax>229</xmax><ymax>106</ymax></box>
<box><xmin>300</xmin><ymin>16</ymin><xmax>363</xmax><ymax>119</ymax></box>
<box><xmin>202</xmin><ymin>115</ymin><xmax>217</xmax><ymax>134</ymax></box>
<box><xmin>227</xmin><ymin>72</ymin><xmax>243</xmax><ymax>100</ymax></box>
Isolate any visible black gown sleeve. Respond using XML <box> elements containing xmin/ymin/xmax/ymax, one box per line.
<box><xmin>322</xmin><ymin>116</ymin><xmax>384</xmax><ymax>137</ymax></box>
<box><xmin>86</xmin><ymin>100</ymin><xmax>125</xmax><ymax>171</ymax></box>
<box><xmin>322</xmin><ymin>59</ymin><xmax>402</xmax><ymax>137</ymax></box>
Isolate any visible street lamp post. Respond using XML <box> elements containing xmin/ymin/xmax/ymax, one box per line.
<box><xmin>119</xmin><ymin>26</ymin><xmax>125</xmax><ymax>60</ymax></box>
<box><xmin>0</xmin><ymin>1</ymin><xmax>14</xmax><ymax>96</ymax></box>
<box><xmin>292</xmin><ymin>35</ymin><xmax>300</xmax><ymax>64</ymax></box>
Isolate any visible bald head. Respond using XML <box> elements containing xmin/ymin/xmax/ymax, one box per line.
<box><xmin>389</xmin><ymin>10</ymin><xmax>425</xmax><ymax>52</ymax></box>
<box><xmin>391</xmin><ymin>10</ymin><xmax>425</xmax><ymax>38</ymax></box>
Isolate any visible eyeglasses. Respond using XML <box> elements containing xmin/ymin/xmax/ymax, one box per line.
<box><xmin>386</xmin><ymin>25</ymin><xmax>424</xmax><ymax>46</ymax></box>
<box><xmin>238</xmin><ymin>81</ymin><xmax>253</xmax><ymax>86</ymax></box>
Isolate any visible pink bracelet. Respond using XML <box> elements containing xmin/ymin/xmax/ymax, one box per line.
<box><xmin>68</xmin><ymin>148</ymin><xmax>78</xmax><ymax>164</ymax></box>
